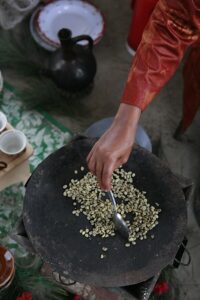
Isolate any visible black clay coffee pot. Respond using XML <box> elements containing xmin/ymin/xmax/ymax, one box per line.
<box><xmin>48</xmin><ymin>28</ymin><xmax>97</xmax><ymax>92</ymax></box>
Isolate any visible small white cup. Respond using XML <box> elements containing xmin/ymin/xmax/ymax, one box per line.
<box><xmin>0</xmin><ymin>111</ymin><xmax>7</xmax><ymax>133</ymax></box>
<box><xmin>0</xmin><ymin>129</ymin><xmax>27</xmax><ymax>155</ymax></box>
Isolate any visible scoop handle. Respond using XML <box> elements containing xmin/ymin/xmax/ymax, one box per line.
<box><xmin>107</xmin><ymin>191</ymin><xmax>117</xmax><ymax>211</ymax></box>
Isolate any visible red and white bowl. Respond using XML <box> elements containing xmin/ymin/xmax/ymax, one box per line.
<box><xmin>30</xmin><ymin>7</ymin><xmax>57</xmax><ymax>51</ymax></box>
<box><xmin>34</xmin><ymin>0</ymin><xmax>105</xmax><ymax>47</ymax></box>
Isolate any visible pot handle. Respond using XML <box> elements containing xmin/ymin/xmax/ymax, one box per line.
<box><xmin>72</xmin><ymin>35</ymin><xmax>94</xmax><ymax>49</ymax></box>
<box><xmin>174</xmin><ymin>173</ymin><xmax>194</xmax><ymax>203</ymax></box>
<box><xmin>10</xmin><ymin>218</ymin><xmax>36</xmax><ymax>255</ymax></box>
<box><xmin>173</xmin><ymin>237</ymin><xmax>191</xmax><ymax>267</ymax></box>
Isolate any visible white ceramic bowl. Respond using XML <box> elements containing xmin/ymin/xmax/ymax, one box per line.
<box><xmin>37</xmin><ymin>0</ymin><xmax>105</xmax><ymax>46</ymax></box>
<box><xmin>0</xmin><ymin>130</ymin><xmax>27</xmax><ymax>155</ymax></box>
<box><xmin>0</xmin><ymin>111</ymin><xmax>7</xmax><ymax>133</ymax></box>
<box><xmin>30</xmin><ymin>8</ymin><xmax>57</xmax><ymax>52</ymax></box>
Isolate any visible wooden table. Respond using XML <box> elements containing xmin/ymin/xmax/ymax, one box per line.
<box><xmin>0</xmin><ymin>123</ymin><xmax>33</xmax><ymax>191</ymax></box>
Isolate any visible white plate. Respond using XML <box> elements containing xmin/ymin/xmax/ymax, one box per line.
<box><xmin>37</xmin><ymin>0</ymin><xmax>104</xmax><ymax>45</ymax></box>
<box><xmin>30</xmin><ymin>8</ymin><xmax>57</xmax><ymax>51</ymax></box>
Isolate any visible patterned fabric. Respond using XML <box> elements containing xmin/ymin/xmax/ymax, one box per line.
<box><xmin>0</xmin><ymin>83</ymin><xmax>72</xmax><ymax>255</ymax></box>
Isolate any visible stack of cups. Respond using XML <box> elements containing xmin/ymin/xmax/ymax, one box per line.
<box><xmin>0</xmin><ymin>111</ymin><xmax>27</xmax><ymax>171</ymax></box>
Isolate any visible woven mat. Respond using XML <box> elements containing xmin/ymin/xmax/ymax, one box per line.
<box><xmin>0</xmin><ymin>82</ymin><xmax>72</xmax><ymax>254</ymax></box>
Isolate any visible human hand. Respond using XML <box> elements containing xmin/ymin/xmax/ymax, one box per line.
<box><xmin>87</xmin><ymin>104</ymin><xmax>141</xmax><ymax>190</ymax></box>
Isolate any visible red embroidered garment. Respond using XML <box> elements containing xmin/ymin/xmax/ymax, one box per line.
<box><xmin>121</xmin><ymin>0</ymin><xmax>200</xmax><ymax>121</ymax></box>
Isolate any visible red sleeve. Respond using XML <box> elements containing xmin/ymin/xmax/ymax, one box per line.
<box><xmin>121</xmin><ymin>0</ymin><xmax>200</xmax><ymax>111</ymax></box>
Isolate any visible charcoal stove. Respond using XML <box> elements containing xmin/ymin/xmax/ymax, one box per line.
<box><xmin>12</xmin><ymin>137</ymin><xmax>192</xmax><ymax>300</ymax></box>
<box><xmin>40</xmin><ymin>175</ymin><xmax>192</xmax><ymax>300</ymax></box>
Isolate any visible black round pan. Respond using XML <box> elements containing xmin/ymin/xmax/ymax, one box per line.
<box><xmin>23</xmin><ymin>137</ymin><xmax>187</xmax><ymax>287</ymax></box>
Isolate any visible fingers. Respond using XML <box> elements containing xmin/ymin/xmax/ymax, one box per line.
<box><xmin>87</xmin><ymin>149</ymin><xmax>130</xmax><ymax>191</ymax></box>
<box><xmin>101</xmin><ymin>154</ymin><xmax>130</xmax><ymax>190</ymax></box>
<box><xmin>86</xmin><ymin>146</ymin><xmax>95</xmax><ymax>163</ymax></box>
<box><xmin>87</xmin><ymin>148</ymin><xmax>114</xmax><ymax>190</ymax></box>
<box><xmin>87</xmin><ymin>154</ymin><xmax>96</xmax><ymax>176</ymax></box>
<box><xmin>101</xmin><ymin>157</ymin><xmax>123</xmax><ymax>191</ymax></box>
<box><xmin>88</xmin><ymin>147</ymin><xmax>104</xmax><ymax>187</ymax></box>
<box><xmin>87</xmin><ymin>134</ymin><xmax>132</xmax><ymax>190</ymax></box>
<box><xmin>119</xmin><ymin>155</ymin><xmax>129</xmax><ymax>166</ymax></box>
<box><xmin>95</xmin><ymin>159</ymin><xmax>103</xmax><ymax>188</ymax></box>
<box><xmin>101</xmin><ymin>162</ymin><xmax>115</xmax><ymax>191</ymax></box>
<box><xmin>87</xmin><ymin>142</ymin><xmax>99</xmax><ymax>175</ymax></box>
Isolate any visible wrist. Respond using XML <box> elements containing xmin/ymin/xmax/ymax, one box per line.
<box><xmin>113</xmin><ymin>103</ymin><xmax>141</xmax><ymax>129</ymax></box>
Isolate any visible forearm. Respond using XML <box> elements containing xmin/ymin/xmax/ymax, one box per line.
<box><xmin>114</xmin><ymin>103</ymin><xmax>141</xmax><ymax>130</ymax></box>
<box><xmin>121</xmin><ymin>0</ymin><xmax>200</xmax><ymax>110</ymax></box>
<box><xmin>87</xmin><ymin>103</ymin><xmax>141</xmax><ymax>190</ymax></box>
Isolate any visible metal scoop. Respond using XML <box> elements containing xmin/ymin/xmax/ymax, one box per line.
<box><xmin>106</xmin><ymin>191</ymin><xmax>129</xmax><ymax>240</ymax></box>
